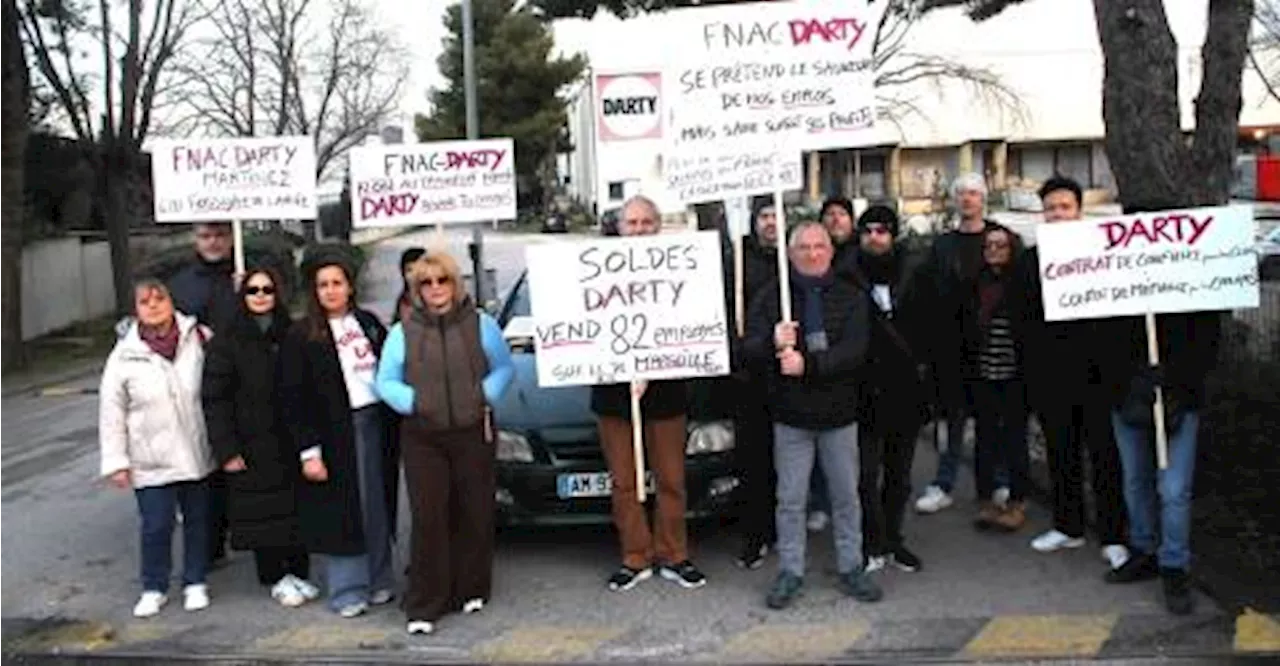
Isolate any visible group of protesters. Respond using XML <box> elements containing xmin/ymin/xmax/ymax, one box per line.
<box><xmin>98</xmin><ymin>226</ymin><xmax>513</xmax><ymax>635</ymax></box>
<box><xmin>97</xmin><ymin>171</ymin><xmax>1219</xmax><ymax>635</ymax></box>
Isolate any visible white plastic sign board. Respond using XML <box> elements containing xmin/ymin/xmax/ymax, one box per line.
<box><xmin>597</xmin><ymin>72</ymin><xmax>663</xmax><ymax>141</ymax></box>
<box><xmin>526</xmin><ymin>231</ymin><xmax>731</xmax><ymax>387</ymax></box>
<box><xmin>348</xmin><ymin>138</ymin><xmax>516</xmax><ymax>227</ymax></box>
<box><xmin>1036</xmin><ymin>205</ymin><xmax>1260</xmax><ymax>321</ymax></box>
<box><xmin>661</xmin><ymin>0</ymin><xmax>887</xmax><ymax>164</ymax></box>
<box><xmin>151</xmin><ymin>136</ymin><xmax>317</xmax><ymax>222</ymax></box>
<box><xmin>665</xmin><ymin>148</ymin><xmax>803</xmax><ymax>205</ymax></box>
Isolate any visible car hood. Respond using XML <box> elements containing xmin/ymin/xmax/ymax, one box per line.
<box><xmin>491</xmin><ymin>353</ymin><xmax>597</xmax><ymax>442</ymax></box>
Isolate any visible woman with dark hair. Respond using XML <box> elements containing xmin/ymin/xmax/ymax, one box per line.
<box><xmin>99</xmin><ymin>278</ymin><xmax>215</xmax><ymax>618</ymax></box>
<box><xmin>202</xmin><ymin>266</ymin><xmax>318</xmax><ymax>608</ymax></box>
<box><xmin>279</xmin><ymin>253</ymin><xmax>399</xmax><ymax>618</ymax></box>
<box><xmin>394</xmin><ymin>247</ymin><xmax>428</xmax><ymax>324</ymax></box>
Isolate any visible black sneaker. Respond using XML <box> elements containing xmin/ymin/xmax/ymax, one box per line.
<box><xmin>839</xmin><ymin>569</ymin><xmax>884</xmax><ymax>603</ymax></box>
<box><xmin>890</xmin><ymin>546</ymin><xmax>922</xmax><ymax>573</ymax></box>
<box><xmin>658</xmin><ymin>560</ymin><xmax>707</xmax><ymax>589</ymax></box>
<box><xmin>607</xmin><ymin>565</ymin><xmax>652</xmax><ymax>591</ymax></box>
<box><xmin>1105</xmin><ymin>552</ymin><xmax>1158</xmax><ymax>584</ymax></box>
<box><xmin>735</xmin><ymin>542</ymin><xmax>769</xmax><ymax>570</ymax></box>
<box><xmin>1160</xmin><ymin>567</ymin><xmax>1195</xmax><ymax>615</ymax></box>
<box><xmin>766</xmin><ymin>571</ymin><xmax>804</xmax><ymax>609</ymax></box>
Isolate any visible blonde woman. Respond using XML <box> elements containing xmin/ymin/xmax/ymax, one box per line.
<box><xmin>376</xmin><ymin>251</ymin><xmax>513</xmax><ymax>635</ymax></box>
<box><xmin>99</xmin><ymin>279</ymin><xmax>216</xmax><ymax>618</ymax></box>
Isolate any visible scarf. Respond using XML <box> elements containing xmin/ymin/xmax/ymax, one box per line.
<box><xmin>791</xmin><ymin>269</ymin><xmax>834</xmax><ymax>350</ymax></box>
<box><xmin>977</xmin><ymin>271</ymin><xmax>1006</xmax><ymax>326</ymax></box>
<box><xmin>140</xmin><ymin>321</ymin><xmax>180</xmax><ymax>361</ymax></box>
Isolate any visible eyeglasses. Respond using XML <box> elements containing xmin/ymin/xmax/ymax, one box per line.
<box><xmin>246</xmin><ymin>285</ymin><xmax>276</xmax><ymax>296</ymax></box>
<box><xmin>422</xmin><ymin>276</ymin><xmax>452</xmax><ymax>287</ymax></box>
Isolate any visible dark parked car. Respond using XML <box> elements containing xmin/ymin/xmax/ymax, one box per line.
<box><xmin>541</xmin><ymin>212</ymin><xmax>569</xmax><ymax>234</ymax></box>
<box><xmin>489</xmin><ymin>270</ymin><xmax>741</xmax><ymax>526</ymax></box>
<box><xmin>599</xmin><ymin>207</ymin><xmax>621</xmax><ymax>236</ymax></box>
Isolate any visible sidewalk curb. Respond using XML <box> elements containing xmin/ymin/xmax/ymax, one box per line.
<box><xmin>2</xmin><ymin>360</ymin><xmax>105</xmax><ymax>399</ymax></box>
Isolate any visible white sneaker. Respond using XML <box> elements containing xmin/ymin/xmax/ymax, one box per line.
<box><xmin>182</xmin><ymin>584</ymin><xmax>210</xmax><ymax>612</ymax></box>
<box><xmin>915</xmin><ymin>486</ymin><xmax>954</xmax><ymax>514</ymax></box>
<box><xmin>407</xmin><ymin>620</ymin><xmax>435</xmax><ymax>635</ymax></box>
<box><xmin>370</xmin><ymin>589</ymin><xmax>396</xmax><ymax>606</ymax></box>
<box><xmin>992</xmin><ymin>487</ymin><xmax>1011</xmax><ymax>508</ymax></box>
<box><xmin>1031</xmin><ymin>530</ymin><xmax>1087</xmax><ymax>553</ymax></box>
<box><xmin>133</xmin><ymin>591</ymin><xmax>168</xmax><ymax>618</ymax></box>
<box><xmin>806</xmin><ymin>511</ymin><xmax>829</xmax><ymax>532</ymax></box>
<box><xmin>338</xmin><ymin>601</ymin><xmax>368</xmax><ymax>618</ymax></box>
<box><xmin>864</xmin><ymin>556</ymin><xmax>887</xmax><ymax>573</ymax></box>
<box><xmin>1103</xmin><ymin>544</ymin><xmax>1131</xmax><ymax>570</ymax></box>
<box><xmin>463</xmin><ymin>597</ymin><xmax>485</xmax><ymax>614</ymax></box>
<box><xmin>272</xmin><ymin>578</ymin><xmax>307</xmax><ymax>607</ymax></box>
<box><xmin>282</xmin><ymin>574</ymin><xmax>320</xmax><ymax>601</ymax></box>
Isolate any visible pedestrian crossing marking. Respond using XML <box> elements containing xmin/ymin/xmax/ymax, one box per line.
<box><xmin>964</xmin><ymin>613</ymin><xmax>1118</xmax><ymax>657</ymax></box>
<box><xmin>471</xmin><ymin>626</ymin><xmax>623</xmax><ymax>662</ymax></box>
<box><xmin>4</xmin><ymin>620</ymin><xmax>116</xmax><ymax>652</ymax></box>
<box><xmin>717</xmin><ymin>620</ymin><xmax>869</xmax><ymax>661</ymax></box>
<box><xmin>1235</xmin><ymin>608</ymin><xmax>1280</xmax><ymax>653</ymax></box>
<box><xmin>252</xmin><ymin>624</ymin><xmax>394</xmax><ymax>651</ymax></box>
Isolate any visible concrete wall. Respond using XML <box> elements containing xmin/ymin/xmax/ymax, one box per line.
<box><xmin>21</xmin><ymin>238</ymin><xmax>117</xmax><ymax>341</ymax></box>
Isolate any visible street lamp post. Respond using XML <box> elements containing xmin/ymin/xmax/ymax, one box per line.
<box><xmin>462</xmin><ymin>0</ymin><xmax>488</xmax><ymax>304</ymax></box>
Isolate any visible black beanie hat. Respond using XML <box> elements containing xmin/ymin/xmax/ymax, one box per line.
<box><xmin>857</xmin><ymin>204</ymin><xmax>900</xmax><ymax>237</ymax></box>
<box><xmin>820</xmin><ymin>196</ymin><xmax>854</xmax><ymax>221</ymax></box>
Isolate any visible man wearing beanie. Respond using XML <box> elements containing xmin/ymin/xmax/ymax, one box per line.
<box><xmin>821</xmin><ymin>196</ymin><xmax>859</xmax><ymax>277</ymax></box>
<box><xmin>845</xmin><ymin>205</ymin><xmax>930</xmax><ymax>573</ymax></box>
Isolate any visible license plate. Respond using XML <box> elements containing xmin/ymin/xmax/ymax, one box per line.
<box><xmin>556</xmin><ymin>472</ymin><xmax>655</xmax><ymax>499</ymax></box>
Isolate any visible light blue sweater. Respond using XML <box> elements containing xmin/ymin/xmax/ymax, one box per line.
<box><xmin>375</xmin><ymin>311</ymin><xmax>514</xmax><ymax>416</ymax></box>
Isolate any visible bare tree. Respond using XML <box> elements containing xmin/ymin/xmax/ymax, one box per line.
<box><xmin>170</xmin><ymin>0</ymin><xmax>408</xmax><ymax>183</ymax></box>
<box><xmin>1252</xmin><ymin>0</ymin><xmax>1280</xmax><ymax>104</ymax></box>
<box><xmin>19</xmin><ymin>0</ymin><xmax>205</xmax><ymax>312</ymax></box>
<box><xmin>3</xmin><ymin>0</ymin><xmax>29</xmax><ymax>370</ymax></box>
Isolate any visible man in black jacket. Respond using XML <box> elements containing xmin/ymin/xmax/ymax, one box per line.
<box><xmin>913</xmin><ymin>173</ymin><xmax>1011</xmax><ymax>515</ymax></box>
<box><xmin>1096</xmin><ymin>205</ymin><xmax>1224</xmax><ymax>616</ymax></box>
<box><xmin>745</xmin><ymin>221</ymin><xmax>881</xmax><ymax>610</ymax></box>
<box><xmin>591</xmin><ymin>196</ymin><xmax>706</xmax><ymax>593</ymax></box>
<box><xmin>844</xmin><ymin>205</ymin><xmax>930</xmax><ymax>574</ymax></box>
<box><xmin>1023</xmin><ymin>177</ymin><xmax>1130</xmax><ymax>572</ymax></box>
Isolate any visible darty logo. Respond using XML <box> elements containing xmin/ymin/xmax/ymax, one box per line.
<box><xmin>596</xmin><ymin>73</ymin><xmax>662</xmax><ymax>142</ymax></box>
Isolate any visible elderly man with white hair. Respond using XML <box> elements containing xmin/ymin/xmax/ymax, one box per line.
<box><xmin>912</xmin><ymin>173</ymin><xmax>1012</xmax><ymax>515</ymax></box>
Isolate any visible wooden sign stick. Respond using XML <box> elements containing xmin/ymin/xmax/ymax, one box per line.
<box><xmin>1145</xmin><ymin>312</ymin><xmax>1170</xmax><ymax>470</ymax></box>
<box><xmin>232</xmin><ymin>220</ymin><xmax>246</xmax><ymax>275</ymax></box>
<box><xmin>630</xmin><ymin>383</ymin><xmax>648</xmax><ymax>503</ymax></box>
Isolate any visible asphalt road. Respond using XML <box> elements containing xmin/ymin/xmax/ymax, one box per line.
<box><xmin>3</xmin><ymin>227</ymin><xmax>1278</xmax><ymax>663</ymax></box>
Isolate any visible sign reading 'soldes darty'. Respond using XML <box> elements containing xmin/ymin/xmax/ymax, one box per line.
<box><xmin>596</xmin><ymin>73</ymin><xmax>662</xmax><ymax>142</ymax></box>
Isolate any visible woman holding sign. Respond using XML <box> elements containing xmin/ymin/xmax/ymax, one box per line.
<box><xmin>374</xmin><ymin>251</ymin><xmax>514</xmax><ymax>636</ymax></box>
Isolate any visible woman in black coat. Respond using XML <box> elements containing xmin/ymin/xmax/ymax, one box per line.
<box><xmin>279</xmin><ymin>252</ymin><xmax>400</xmax><ymax>618</ymax></box>
<box><xmin>202</xmin><ymin>266</ymin><xmax>319</xmax><ymax>608</ymax></box>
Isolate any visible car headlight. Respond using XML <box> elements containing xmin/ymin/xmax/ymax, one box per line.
<box><xmin>686</xmin><ymin>420</ymin><xmax>735</xmax><ymax>455</ymax></box>
<box><xmin>496</xmin><ymin>430</ymin><xmax>535</xmax><ymax>463</ymax></box>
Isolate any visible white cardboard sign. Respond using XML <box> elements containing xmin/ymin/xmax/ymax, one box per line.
<box><xmin>151</xmin><ymin>136</ymin><xmax>317</xmax><ymax>222</ymax></box>
<box><xmin>526</xmin><ymin>231</ymin><xmax>731</xmax><ymax>387</ymax></box>
<box><xmin>1036</xmin><ymin>205</ymin><xmax>1260</xmax><ymax>321</ymax></box>
<box><xmin>597</xmin><ymin>72</ymin><xmax>663</xmax><ymax>141</ymax></box>
<box><xmin>348</xmin><ymin>138</ymin><xmax>516</xmax><ymax>227</ymax></box>
<box><xmin>665</xmin><ymin>148</ymin><xmax>803</xmax><ymax>205</ymax></box>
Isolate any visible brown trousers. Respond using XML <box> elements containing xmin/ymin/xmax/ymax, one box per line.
<box><xmin>597</xmin><ymin>414</ymin><xmax>688</xmax><ymax>569</ymax></box>
<box><xmin>402</xmin><ymin>420</ymin><xmax>493</xmax><ymax>622</ymax></box>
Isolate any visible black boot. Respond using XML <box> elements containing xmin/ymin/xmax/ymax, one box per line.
<box><xmin>1105</xmin><ymin>552</ymin><xmax>1158</xmax><ymax>583</ymax></box>
<box><xmin>1160</xmin><ymin>567</ymin><xmax>1194</xmax><ymax>615</ymax></box>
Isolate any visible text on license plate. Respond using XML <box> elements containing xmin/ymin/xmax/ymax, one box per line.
<box><xmin>556</xmin><ymin>472</ymin><xmax>655</xmax><ymax>499</ymax></box>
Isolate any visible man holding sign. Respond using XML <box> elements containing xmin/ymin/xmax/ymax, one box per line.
<box><xmin>591</xmin><ymin>196</ymin><xmax>707</xmax><ymax>592</ymax></box>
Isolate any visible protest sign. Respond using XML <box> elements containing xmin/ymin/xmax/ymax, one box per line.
<box><xmin>597</xmin><ymin>72</ymin><xmax>663</xmax><ymax>141</ymax></box>
<box><xmin>665</xmin><ymin>148</ymin><xmax>802</xmax><ymax>205</ymax></box>
<box><xmin>659</xmin><ymin>0</ymin><xmax>888</xmax><ymax>205</ymax></box>
<box><xmin>525</xmin><ymin>231</ymin><xmax>731</xmax><ymax>388</ymax></box>
<box><xmin>150</xmin><ymin>136</ymin><xmax>317</xmax><ymax>222</ymax></box>
<box><xmin>1037</xmin><ymin>205</ymin><xmax>1260</xmax><ymax>321</ymax></box>
<box><xmin>348</xmin><ymin>138</ymin><xmax>516</xmax><ymax>227</ymax></box>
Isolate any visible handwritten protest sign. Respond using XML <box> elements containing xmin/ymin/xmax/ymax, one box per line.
<box><xmin>150</xmin><ymin>136</ymin><xmax>317</xmax><ymax>222</ymax></box>
<box><xmin>525</xmin><ymin>231</ymin><xmax>731</xmax><ymax>388</ymax></box>
<box><xmin>348</xmin><ymin>138</ymin><xmax>516</xmax><ymax>227</ymax></box>
<box><xmin>1037</xmin><ymin>205</ymin><xmax>1260</xmax><ymax>321</ymax></box>
<box><xmin>659</xmin><ymin>0</ymin><xmax>888</xmax><ymax>204</ymax></box>
<box><xmin>665</xmin><ymin>148</ymin><xmax>802</xmax><ymax>205</ymax></box>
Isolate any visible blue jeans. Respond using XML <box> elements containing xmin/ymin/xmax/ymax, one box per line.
<box><xmin>1111</xmin><ymin>410</ymin><xmax>1200</xmax><ymax>571</ymax></box>
<box><xmin>135</xmin><ymin>479</ymin><xmax>211</xmax><ymax>593</ymax></box>
<box><xmin>327</xmin><ymin>406</ymin><xmax>396</xmax><ymax>611</ymax></box>
<box><xmin>774</xmin><ymin>422</ymin><xmax>863</xmax><ymax>577</ymax></box>
<box><xmin>933</xmin><ymin>382</ymin><xmax>1009</xmax><ymax>493</ymax></box>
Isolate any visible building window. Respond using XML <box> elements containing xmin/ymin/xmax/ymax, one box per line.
<box><xmin>608</xmin><ymin>181</ymin><xmax>625</xmax><ymax>201</ymax></box>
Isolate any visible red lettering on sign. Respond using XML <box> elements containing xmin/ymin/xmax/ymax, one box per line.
<box><xmin>788</xmin><ymin>17</ymin><xmax>868</xmax><ymax>51</ymax></box>
<box><xmin>360</xmin><ymin>193</ymin><xmax>419</xmax><ymax>220</ymax></box>
<box><xmin>1099</xmin><ymin>213</ymin><xmax>1214</xmax><ymax>250</ymax></box>
<box><xmin>445</xmin><ymin>149</ymin><xmax>507</xmax><ymax>171</ymax></box>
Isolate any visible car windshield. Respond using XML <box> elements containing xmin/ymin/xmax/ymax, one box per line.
<box><xmin>501</xmin><ymin>274</ymin><xmax>532</xmax><ymax>324</ymax></box>
<box><xmin>1267</xmin><ymin>226</ymin><xmax>1280</xmax><ymax>243</ymax></box>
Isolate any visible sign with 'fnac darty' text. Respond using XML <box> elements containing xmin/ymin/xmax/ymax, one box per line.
<box><xmin>596</xmin><ymin>73</ymin><xmax>662</xmax><ymax>141</ymax></box>
<box><xmin>348</xmin><ymin>138</ymin><xmax>516</xmax><ymax>227</ymax></box>
<box><xmin>151</xmin><ymin>136</ymin><xmax>318</xmax><ymax>222</ymax></box>
<box><xmin>525</xmin><ymin>231</ymin><xmax>731</xmax><ymax>388</ymax></box>
<box><xmin>1037</xmin><ymin>205</ymin><xmax>1260</xmax><ymax>321</ymax></box>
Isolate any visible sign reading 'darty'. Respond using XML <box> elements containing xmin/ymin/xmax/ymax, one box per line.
<box><xmin>151</xmin><ymin>136</ymin><xmax>317</xmax><ymax>222</ymax></box>
<box><xmin>525</xmin><ymin>231</ymin><xmax>731</xmax><ymax>388</ymax></box>
<box><xmin>348</xmin><ymin>138</ymin><xmax>516</xmax><ymax>227</ymax></box>
<box><xmin>596</xmin><ymin>73</ymin><xmax>662</xmax><ymax>141</ymax></box>
<box><xmin>1036</xmin><ymin>205</ymin><xmax>1260</xmax><ymax>321</ymax></box>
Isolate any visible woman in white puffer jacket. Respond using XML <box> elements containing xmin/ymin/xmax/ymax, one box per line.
<box><xmin>99</xmin><ymin>278</ymin><xmax>217</xmax><ymax>618</ymax></box>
